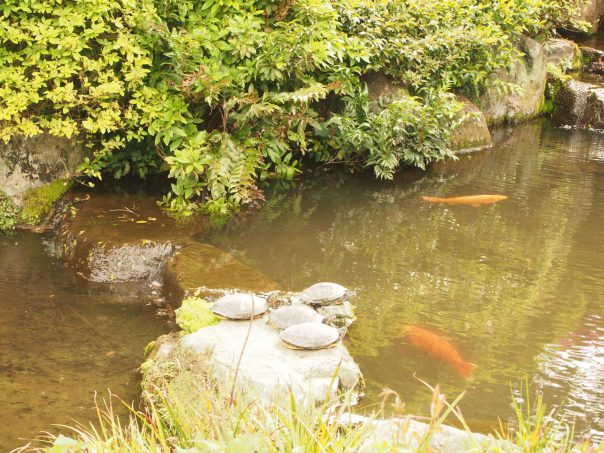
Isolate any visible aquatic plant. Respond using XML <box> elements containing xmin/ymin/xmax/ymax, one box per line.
<box><xmin>174</xmin><ymin>296</ymin><xmax>220</xmax><ymax>335</ymax></box>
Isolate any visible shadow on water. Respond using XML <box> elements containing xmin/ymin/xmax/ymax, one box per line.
<box><xmin>207</xmin><ymin>120</ymin><xmax>604</xmax><ymax>441</ymax></box>
<box><xmin>0</xmin><ymin>233</ymin><xmax>167</xmax><ymax>451</ymax></box>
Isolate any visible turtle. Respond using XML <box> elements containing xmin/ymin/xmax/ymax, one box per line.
<box><xmin>316</xmin><ymin>301</ymin><xmax>356</xmax><ymax>329</ymax></box>
<box><xmin>279</xmin><ymin>322</ymin><xmax>340</xmax><ymax>350</ymax></box>
<box><xmin>268</xmin><ymin>305</ymin><xmax>324</xmax><ymax>331</ymax></box>
<box><xmin>211</xmin><ymin>293</ymin><xmax>268</xmax><ymax>320</ymax></box>
<box><xmin>298</xmin><ymin>282</ymin><xmax>349</xmax><ymax>306</ymax></box>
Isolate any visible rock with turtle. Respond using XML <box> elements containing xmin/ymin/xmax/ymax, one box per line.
<box><xmin>142</xmin><ymin>282</ymin><xmax>362</xmax><ymax>408</ymax></box>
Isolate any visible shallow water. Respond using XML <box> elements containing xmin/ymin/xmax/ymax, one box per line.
<box><xmin>2</xmin><ymin>120</ymin><xmax>604</xmax><ymax>447</ymax></box>
<box><xmin>208</xmin><ymin>121</ymin><xmax>604</xmax><ymax>441</ymax></box>
<box><xmin>0</xmin><ymin>234</ymin><xmax>167</xmax><ymax>450</ymax></box>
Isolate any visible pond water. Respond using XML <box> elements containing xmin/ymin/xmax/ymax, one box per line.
<box><xmin>2</xmin><ymin>120</ymin><xmax>604</xmax><ymax>448</ymax></box>
<box><xmin>207</xmin><ymin>121</ymin><xmax>604</xmax><ymax>442</ymax></box>
<box><xmin>0</xmin><ymin>234</ymin><xmax>167</xmax><ymax>451</ymax></box>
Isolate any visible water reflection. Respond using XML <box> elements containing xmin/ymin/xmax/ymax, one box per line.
<box><xmin>208</xmin><ymin>121</ymin><xmax>604</xmax><ymax>439</ymax></box>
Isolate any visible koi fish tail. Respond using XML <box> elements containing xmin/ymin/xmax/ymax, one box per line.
<box><xmin>422</xmin><ymin>196</ymin><xmax>444</xmax><ymax>203</ymax></box>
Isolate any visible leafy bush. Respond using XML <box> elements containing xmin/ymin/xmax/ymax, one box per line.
<box><xmin>0</xmin><ymin>192</ymin><xmax>19</xmax><ymax>232</ymax></box>
<box><xmin>0</xmin><ymin>0</ymin><xmax>589</xmax><ymax>214</ymax></box>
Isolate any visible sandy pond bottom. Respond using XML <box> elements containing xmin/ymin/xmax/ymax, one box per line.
<box><xmin>1</xmin><ymin>120</ymin><xmax>604</xmax><ymax>448</ymax></box>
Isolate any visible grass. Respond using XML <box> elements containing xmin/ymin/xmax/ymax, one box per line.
<box><xmin>13</xmin><ymin>377</ymin><xmax>599</xmax><ymax>453</ymax></box>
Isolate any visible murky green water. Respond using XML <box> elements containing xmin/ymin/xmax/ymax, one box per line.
<box><xmin>2</xmin><ymin>120</ymin><xmax>604</xmax><ymax>447</ymax></box>
<box><xmin>208</xmin><ymin>121</ymin><xmax>604</xmax><ymax>442</ymax></box>
<box><xmin>0</xmin><ymin>234</ymin><xmax>167</xmax><ymax>451</ymax></box>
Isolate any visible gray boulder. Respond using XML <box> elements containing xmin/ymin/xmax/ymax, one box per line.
<box><xmin>448</xmin><ymin>96</ymin><xmax>492</xmax><ymax>153</ymax></box>
<box><xmin>573</xmin><ymin>0</ymin><xmax>604</xmax><ymax>34</ymax></box>
<box><xmin>336</xmin><ymin>413</ymin><xmax>513</xmax><ymax>452</ymax></box>
<box><xmin>552</xmin><ymin>79</ymin><xmax>604</xmax><ymax>129</ymax></box>
<box><xmin>145</xmin><ymin>319</ymin><xmax>362</xmax><ymax>404</ymax></box>
<box><xmin>544</xmin><ymin>39</ymin><xmax>582</xmax><ymax>72</ymax></box>
<box><xmin>0</xmin><ymin>134</ymin><xmax>83</xmax><ymax>205</ymax></box>
<box><xmin>581</xmin><ymin>46</ymin><xmax>604</xmax><ymax>75</ymax></box>
<box><xmin>479</xmin><ymin>36</ymin><xmax>547</xmax><ymax>125</ymax></box>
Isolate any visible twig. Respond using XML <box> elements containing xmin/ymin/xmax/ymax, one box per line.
<box><xmin>229</xmin><ymin>294</ymin><xmax>255</xmax><ymax>406</ymax></box>
<box><xmin>108</xmin><ymin>207</ymin><xmax>139</xmax><ymax>217</ymax></box>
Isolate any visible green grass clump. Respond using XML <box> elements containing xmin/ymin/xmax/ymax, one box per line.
<box><xmin>19</xmin><ymin>179</ymin><xmax>73</xmax><ymax>225</ymax></box>
<box><xmin>175</xmin><ymin>296</ymin><xmax>220</xmax><ymax>335</ymax></box>
<box><xmin>0</xmin><ymin>191</ymin><xmax>19</xmax><ymax>232</ymax></box>
<box><xmin>20</xmin><ymin>377</ymin><xmax>598</xmax><ymax>452</ymax></box>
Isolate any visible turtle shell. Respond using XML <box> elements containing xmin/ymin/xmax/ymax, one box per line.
<box><xmin>299</xmin><ymin>282</ymin><xmax>348</xmax><ymax>306</ymax></box>
<box><xmin>211</xmin><ymin>293</ymin><xmax>268</xmax><ymax>320</ymax></box>
<box><xmin>279</xmin><ymin>322</ymin><xmax>339</xmax><ymax>350</ymax></box>
<box><xmin>269</xmin><ymin>305</ymin><xmax>324</xmax><ymax>330</ymax></box>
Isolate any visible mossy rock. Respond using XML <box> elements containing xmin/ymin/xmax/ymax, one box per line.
<box><xmin>19</xmin><ymin>179</ymin><xmax>73</xmax><ymax>226</ymax></box>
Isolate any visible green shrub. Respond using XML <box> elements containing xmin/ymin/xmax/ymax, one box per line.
<box><xmin>0</xmin><ymin>192</ymin><xmax>19</xmax><ymax>232</ymax></box>
<box><xmin>0</xmin><ymin>0</ymin><xmax>590</xmax><ymax>215</ymax></box>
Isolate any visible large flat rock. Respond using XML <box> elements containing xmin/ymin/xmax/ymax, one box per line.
<box><xmin>338</xmin><ymin>413</ymin><xmax>511</xmax><ymax>452</ymax></box>
<box><xmin>146</xmin><ymin>318</ymin><xmax>361</xmax><ymax>404</ymax></box>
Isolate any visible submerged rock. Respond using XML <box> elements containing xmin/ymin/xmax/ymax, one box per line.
<box><xmin>479</xmin><ymin>36</ymin><xmax>547</xmax><ymax>125</ymax></box>
<box><xmin>144</xmin><ymin>320</ymin><xmax>362</xmax><ymax>404</ymax></box>
<box><xmin>552</xmin><ymin>79</ymin><xmax>604</xmax><ymax>130</ymax></box>
<box><xmin>55</xmin><ymin>193</ymin><xmax>205</xmax><ymax>283</ymax></box>
<box><xmin>162</xmin><ymin>242</ymin><xmax>278</xmax><ymax>306</ymax></box>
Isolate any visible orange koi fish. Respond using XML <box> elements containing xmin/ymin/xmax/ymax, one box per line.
<box><xmin>422</xmin><ymin>195</ymin><xmax>507</xmax><ymax>207</ymax></box>
<box><xmin>402</xmin><ymin>325</ymin><xmax>476</xmax><ymax>379</ymax></box>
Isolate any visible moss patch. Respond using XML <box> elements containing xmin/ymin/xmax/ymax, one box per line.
<box><xmin>175</xmin><ymin>296</ymin><xmax>220</xmax><ymax>335</ymax></box>
<box><xmin>0</xmin><ymin>192</ymin><xmax>20</xmax><ymax>232</ymax></box>
<box><xmin>19</xmin><ymin>179</ymin><xmax>73</xmax><ymax>225</ymax></box>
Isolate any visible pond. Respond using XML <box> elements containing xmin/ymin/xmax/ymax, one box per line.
<box><xmin>1</xmin><ymin>120</ymin><xmax>603</xmax><ymax>448</ymax></box>
<box><xmin>0</xmin><ymin>234</ymin><xmax>168</xmax><ymax>451</ymax></box>
<box><xmin>207</xmin><ymin>121</ymin><xmax>604</xmax><ymax>442</ymax></box>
